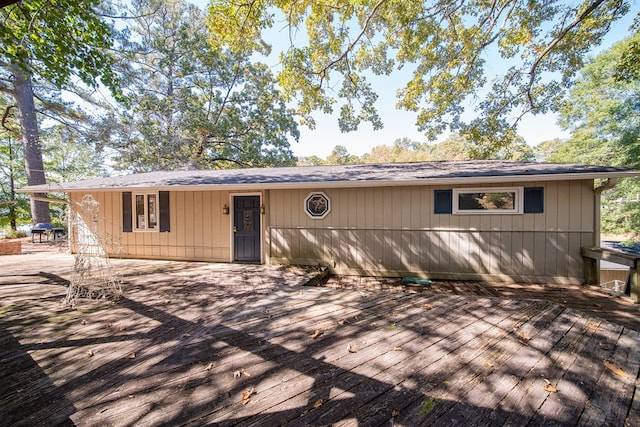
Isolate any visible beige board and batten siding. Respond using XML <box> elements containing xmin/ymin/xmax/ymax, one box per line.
<box><xmin>267</xmin><ymin>180</ymin><xmax>595</xmax><ymax>284</ymax></box>
<box><xmin>69</xmin><ymin>190</ymin><xmax>238</xmax><ymax>262</ymax></box>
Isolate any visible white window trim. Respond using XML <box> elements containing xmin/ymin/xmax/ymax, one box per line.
<box><xmin>453</xmin><ymin>187</ymin><xmax>523</xmax><ymax>214</ymax></box>
<box><xmin>304</xmin><ymin>191</ymin><xmax>331</xmax><ymax>219</ymax></box>
<box><xmin>133</xmin><ymin>191</ymin><xmax>160</xmax><ymax>232</ymax></box>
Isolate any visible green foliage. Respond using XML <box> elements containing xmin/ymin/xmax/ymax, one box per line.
<box><xmin>109</xmin><ymin>0</ymin><xmax>298</xmax><ymax>172</ymax></box>
<box><xmin>300</xmin><ymin>134</ymin><xmax>535</xmax><ymax>165</ymax></box>
<box><xmin>551</xmin><ymin>32</ymin><xmax>640</xmax><ymax>234</ymax></box>
<box><xmin>208</xmin><ymin>0</ymin><xmax>631</xmax><ymax>147</ymax></box>
<box><xmin>0</xmin><ymin>0</ymin><xmax>119</xmax><ymax>93</ymax></box>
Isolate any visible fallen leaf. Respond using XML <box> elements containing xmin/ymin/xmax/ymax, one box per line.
<box><xmin>241</xmin><ymin>388</ymin><xmax>255</xmax><ymax>405</ymax></box>
<box><xmin>392</xmin><ymin>346</ymin><xmax>403</xmax><ymax>352</ymax></box>
<box><xmin>347</xmin><ymin>344</ymin><xmax>357</xmax><ymax>353</ymax></box>
<box><xmin>422</xmin><ymin>303</ymin><xmax>433</xmax><ymax>309</ymax></box>
<box><xmin>103</xmin><ymin>323</ymin><xmax>112</xmax><ymax>329</ymax></box>
<box><xmin>587</xmin><ymin>323</ymin><xmax>603</xmax><ymax>332</ymax></box>
<box><xmin>598</xmin><ymin>342</ymin><xmax>609</xmax><ymax>351</ymax></box>
<box><xmin>233</xmin><ymin>368</ymin><xmax>250</xmax><ymax>378</ymax></box>
<box><xmin>118</xmin><ymin>326</ymin><xmax>126</xmax><ymax>331</ymax></box>
<box><xmin>544</xmin><ymin>384</ymin><xmax>558</xmax><ymax>393</ymax></box>
<box><xmin>337</xmin><ymin>319</ymin><xmax>349</xmax><ymax>326</ymax></box>
<box><xmin>182</xmin><ymin>333</ymin><xmax>191</xmax><ymax>338</ymax></box>
<box><xmin>86</xmin><ymin>350</ymin><xmax>94</xmax><ymax>358</ymax></box>
<box><xmin>514</xmin><ymin>329</ymin><xmax>531</xmax><ymax>341</ymax></box>
<box><xmin>296</xmin><ymin>290</ymin><xmax>303</xmax><ymax>295</ymax></box>
<box><xmin>311</xmin><ymin>329</ymin><xmax>323</xmax><ymax>339</ymax></box>
<box><xmin>126</xmin><ymin>352</ymin><xmax>136</xmax><ymax>359</ymax></box>
<box><xmin>313</xmin><ymin>399</ymin><xmax>323</xmax><ymax>409</ymax></box>
<box><xmin>81</xmin><ymin>319</ymin><xmax>87</xmax><ymax>325</ymax></box>
<box><xmin>391</xmin><ymin>409</ymin><xmax>400</xmax><ymax>417</ymax></box>
<box><xmin>204</xmin><ymin>363</ymin><xmax>213</xmax><ymax>371</ymax></box>
<box><xmin>604</xmin><ymin>360</ymin><xmax>628</xmax><ymax>379</ymax></box>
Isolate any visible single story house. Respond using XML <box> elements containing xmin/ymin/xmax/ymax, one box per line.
<box><xmin>20</xmin><ymin>160</ymin><xmax>640</xmax><ymax>284</ymax></box>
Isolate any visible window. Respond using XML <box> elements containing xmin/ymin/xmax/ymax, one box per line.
<box><xmin>453</xmin><ymin>187</ymin><xmax>522</xmax><ymax>214</ymax></box>
<box><xmin>134</xmin><ymin>193</ymin><xmax>158</xmax><ymax>230</ymax></box>
<box><xmin>123</xmin><ymin>191</ymin><xmax>170</xmax><ymax>233</ymax></box>
<box><xmin>304</xmin><ymin>192</ymin><xmax>331</xmax><ymax>219</ymax></box>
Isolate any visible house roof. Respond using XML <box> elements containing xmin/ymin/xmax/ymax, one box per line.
<box><xmin>18</xmin><ymin>160</ymin><xmax>640</xmax><ymax>193</ymax></box>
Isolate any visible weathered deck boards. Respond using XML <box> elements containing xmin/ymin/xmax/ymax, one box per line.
<box><xmin>1</xmin><ymin>253</ymin><xmax>639</xmax><ymax>426</ymax></box>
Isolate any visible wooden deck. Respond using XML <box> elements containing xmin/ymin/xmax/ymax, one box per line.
<box><xmin>1</xmin><ymin>253</ymin><xmax>639</xmax><ymax>426</ymax></box>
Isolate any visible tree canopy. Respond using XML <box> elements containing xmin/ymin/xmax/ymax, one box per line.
<box><xmin>208</xmin><ymin>0</ymin><xmax>632</xmax><ymax>149</ymax></box>
<box><xmin>107</xmin><ymin>0</ymin><xmax>299</xmax><ymax>172</ymax></box>
<box><xmin>550</xmin><ymin>31</ymin><xmax>640</xmax><ymax>234</ymax></box>
<box><xmin>0</xmin><ymin>0</ymin><xmax>119</xmax><ymax>223</ymax></box>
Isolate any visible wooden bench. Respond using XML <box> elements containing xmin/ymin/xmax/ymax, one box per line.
<box><xmin>581</xmin><ymin>246</ymin><xmax>639</xmax><ymax>303</ymax></box>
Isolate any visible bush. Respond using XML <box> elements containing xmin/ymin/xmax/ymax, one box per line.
<box><xmin>1</xmin><ymin>230</ymin><xmax>27</xmax><ymax>239</ymax></box>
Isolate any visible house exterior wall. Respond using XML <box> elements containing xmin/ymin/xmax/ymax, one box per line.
<box><xmin>69</xmin><ymin>190</ymin><xmax>237</xmax><ymax>262</ymax></box>
<box><xmin>266</xmin><ymin>180</ymin><xmax>595</xmax><ymax>284</ymax></box>
<box><xmin>69</xmin><ymin>178</ymin><xmax>595</xmax><ymax>284</ymax></box>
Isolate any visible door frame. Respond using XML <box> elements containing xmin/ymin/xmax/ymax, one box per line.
<box><xmin>229</xmin><ymin>192</ymin><xmax>263</xmax><ymax>263</ymax></box>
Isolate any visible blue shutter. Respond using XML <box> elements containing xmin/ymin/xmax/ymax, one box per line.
<box><xmin>524</xmin><ymin>187</ymin><xmax>544</xmax><ymax>213</ymax></box>
<box><xmin>434</xmin><ymin>190</ymin><xmax>452</xmax><ymax>214</ymax></box>
<box><xmin>159</xmin><ymin>191</ymin><xmax>170</xmax><ymax>232</ymax></box>
<box><xmin>122</xmin><ymin>192</ymin><xmax>132</xmax><ymax>232</ymax></box>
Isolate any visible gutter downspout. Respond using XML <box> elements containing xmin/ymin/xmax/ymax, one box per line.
<box><xmin>594</xmin><ymin>178</ymin><xmax>618</xmax><ymax>247</ymax></box>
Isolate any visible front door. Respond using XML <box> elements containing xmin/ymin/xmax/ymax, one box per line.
<box><xmin>233</xmin><ymin>196</ymin><xmax>261</xmax><ymax>262</ymax></box>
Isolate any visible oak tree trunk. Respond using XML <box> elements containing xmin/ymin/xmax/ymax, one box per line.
<box><xmin>13</xmin><ymin>68</ymin><xmax>51</xmax><ymax>224</ymax></box>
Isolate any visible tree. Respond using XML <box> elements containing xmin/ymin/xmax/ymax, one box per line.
<box><xmin>0</xmin><ymin>0</ymin><xmax>118</xmax><ymax>223</ymax></box>
<box><xmin>325</xmin><ymin>145</ymin><xmax>357</xmax><ymax>165</ymax></box>
<box><xmin>554</xmin><ymin>32</ymin><xmax>640</xmax><ymax>233</ymax></box>
<box><xmin>109</xmin><ymin>0</ymin><xmax>298</xmax><ymax>172</ymax></box>
<box><xmin>208</xmin><ymin>0</ymin><xmax>631</xmax><ymax>149</ymax></box>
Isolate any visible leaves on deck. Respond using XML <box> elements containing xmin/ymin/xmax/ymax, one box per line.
<box><xmin>233</xmin><ymin>369</ymin><xmax>251</xmax><ymax>379</ymax></box>
<box><xmin>543</xmin><ymin>379</ymin><xmax>558</xmax><ymax>393</ymax></box>
<box><xmin>241</xmin><ymin>388</ymin><xmax>255</xmax><ymax>405</ymax></box>
<box><xmin>598</xmin><ymin>342</ymin><xmax>609</xmax><ymax>351</ymax></box>
<box><xmin>391</xmin><ymin>409</ymin><xmax>400</xmax><ymax>417</ymax></box>
<box><xmin>347</xmin><ymin>344</ymin><xmax>357</xmax><ymax>353</ymax></box>
<box><xmin>311</xmin><ymin>329</ymin><xmax>323</xmax><ymax>339</ymax></box>
<box><xmin>313</xmin><ymin>399</ymin><xmax>323</xmax><ymax>409</ymax></box>
<box><xmin>513</xmin><ymin>327</ymin><xmax>531</xmax><ymax>346</ymax></box>
<box><xmin>604</xmin><ymin>360</ymin><xmax>628</xmax><ymax>379</ymax></box>
<box><xmin>204</xmin><ymin>363</ymin><xmax>213</xmax><ymax>371</ymax></box>
<box><xmin>422</xmin><ymin>303</ymin><xmax>434</xmax><ymax>309</ymax></box>
<box><xmin>86</xmin><ymin>350</ymin><xmax>94</xmax><ymax>358</ymax></box>
<box><xmin>337</xmin><ymin>319</ymin><xmax>349</xmax><ymax>326</ymax></box>
<box><xmin>587</xmin><ymin>323</ymin><xmax>604</xmax><ymax>332</ymax></box>
<box><xmin>126</xmin><ymin>352</ymin><xmax>136</xmax><ymax>359</ymax></box>
<box><xmin>392</xmin><ymin>346</ymin><xmax>403</xmax><ymax>352</ymax></box>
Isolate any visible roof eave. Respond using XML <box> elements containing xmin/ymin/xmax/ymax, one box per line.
<box><xmin>16</xmin><ymin>170</ymin><xmax>640</xmax><ymax>194</ymax></box>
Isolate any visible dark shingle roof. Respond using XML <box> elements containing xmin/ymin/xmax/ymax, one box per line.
<box><xmin>19</xmin><ymin>160</ymin><xmax>640</xmax><ymax>193</ymax></box>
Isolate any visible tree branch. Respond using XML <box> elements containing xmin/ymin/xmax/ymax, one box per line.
<box><xmin>526</xmin><ymin>0</ymin><xmax>608</xmax><ymax>108</ymax></box>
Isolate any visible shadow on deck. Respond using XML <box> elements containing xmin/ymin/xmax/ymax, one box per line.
<box><xmin>0</xmin><ymin>257</ymin><xmax>639</xmax><ymax>426</ymax></box>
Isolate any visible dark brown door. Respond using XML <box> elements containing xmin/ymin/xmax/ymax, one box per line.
<box><xmin>233</xmin><ymin>196</ymin><xmax>261</xmax><ymax>262</ymax></box>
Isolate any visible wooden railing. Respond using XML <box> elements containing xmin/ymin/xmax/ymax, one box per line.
<box><xmin>581</xmin><ymin>246</ymin><xmax>639</xmax><ymax>303</ymax></box>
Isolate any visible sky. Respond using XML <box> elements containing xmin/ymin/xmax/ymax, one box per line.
<box><xmin>194</xmin><ymin>1</ymin><xmax>639</xmax><ymax>159</ymax></box>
